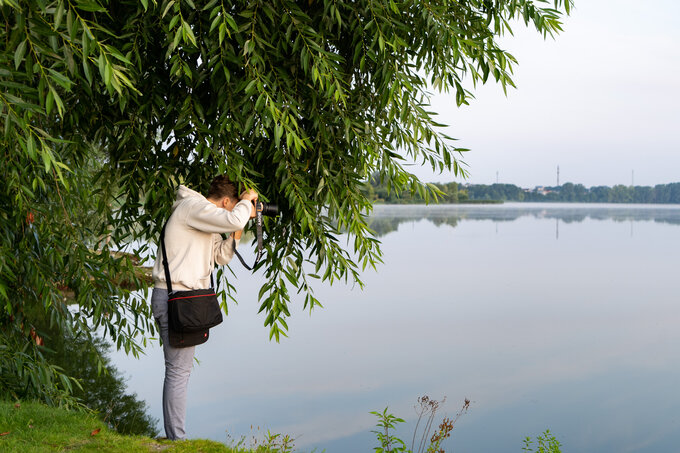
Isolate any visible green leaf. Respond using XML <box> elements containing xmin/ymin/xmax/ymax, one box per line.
<box><xmin>162</xmin><ymin>0</ymin><xmax>175</xmax><ymax>18</ymax></box>
<box><xmin>75</xmin><ymin>0</ymin><xmax>107</xmax><ymax>12</ymax></box>
<box><xmin>82</xmin><ymin>60</ymin><xmax>92</xmax><ymax>85</ymax></box>
<box><xmin>82</xmin><ymin>29</ymin><xmax>91</xmax><ymax>57</ymax></box>
<box><xmin>209</xmin><ymin>14</ymin><xmax>221</xmax><ymax>32</ymax></box>
<box><xmin>97</xmin><ymin>52</ymin><xmax>106</xmax><ymax>80</ymax></box>
<box><xmin>202</xmin><ymin>0</ymin><xmax>218</xmax><ymax>11</ymax></box>
<box><xmin>182</xmin><ymin>61</ymin><xmax>192</xmax><ymax>79</ymax></box>
<box><xmin>3</xmin><ymin>93</ymin><xmax>41</xmax><ymax>112</ymax></box>
<box><xmin>218</xmin><ymin>22</ymin><xmax>226</xmax><ymax>45</ymax></box>
<box><xmin>274</xmin><ymin>123</ymin><xmax>283</xmax><ymax>148</ymax></box>
<box><xmin>49</xmin><ymin>85</ymin><xmax>64</xmax><ymax>117</ymax></box>
<box><xmin>48</xmin><ymin>69</ymin><xmax>73</xmax><ymax>90</ymax></box>
<box><xmin>169</xmin><ymin>14</ymin><xmax>179</xmax><ymax>31</ymax></box>
<box><xmin>244</xmin><ymin>78</ymin><xmax>256</xmax><ymax>94</ymax></box>
<box><xmin>104</xmin><ymin>62</ymin><xmax>112</xmax><ymax>85</ymax></box>
<box><xmin>14</xmin><ymin>40</ymin><xmax>27</xmax><ymax>70</ymax></box>
<box><xmin>106</xmin><ymin>45</ymin><xmax>133</xmax><ymax>65</ymax></box>
<box><xmin>54</xmin><ymin>1</ymin><xmax>65</xmax><ymax>28</ymax></box>
<box><xmin>224</xmin><ymin>13</ymin><xmax>237</xmax><ymax>32</ymax></box>
<box><xmin>244</xmin><ymin>114</ymin><xmax>254</xmax><ymax>133</ymax></box>
<box><xmin>243</xmin><ymin>39</ymin><xmax>252</xmax><ymax>55</ymax></box>
<box><xmin>182</xmin><ymin>21</ymin><xmax>197</xmax><ymax>46</ymax></box>
<box><xmin>172</xmin><ymin>27</ymin><xmax>182</xmax><ymax>50</ymax></box>
<box><xmin>41</xmin><ymin>145</ymin><xmax>52</xmax><ymax>172</ymax></box>
<box><xmin>26</xmin><ymin>133</ymin><xmax>36</xmax><ymax>159</ymax></box>
<box><xmin>46</xmin><ymin>89</ymin><xmax>54</xmax><ymax>115</ymax></box>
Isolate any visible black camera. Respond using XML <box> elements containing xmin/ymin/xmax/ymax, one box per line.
<box><xmin>255</xmin><ymin>201</ymin><xmax>279</xmax><ymax>217</ymax></box>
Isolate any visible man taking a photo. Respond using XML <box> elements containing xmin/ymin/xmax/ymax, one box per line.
<box><xmin>151</xmin><ymin>175</ymin><xmax>257</xmax><ymax>440</ymax></box>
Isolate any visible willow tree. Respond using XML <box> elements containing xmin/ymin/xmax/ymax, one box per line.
<box><xmin>1</xmin><ymin>0</ymin><xmax>571</xmax><ymax>401</ymax></box>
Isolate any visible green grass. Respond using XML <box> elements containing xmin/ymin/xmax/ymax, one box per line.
<box><xmin>0</xmin><ymin>400</ymin><xmax>238</xmax><ymax>452</ymax></box>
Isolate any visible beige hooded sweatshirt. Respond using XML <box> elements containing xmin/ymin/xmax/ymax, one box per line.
<box><xmin>152</xmin><ymin>185</ymin><xmax>252</xmax><ymax>291</ymax></box>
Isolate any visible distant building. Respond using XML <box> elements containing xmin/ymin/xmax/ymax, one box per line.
<box><xmin>534</xmin><ymin>186</ymin><xmax>552</xmax><ymax>196</ymax></box>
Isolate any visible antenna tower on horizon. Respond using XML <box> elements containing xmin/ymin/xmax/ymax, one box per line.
<box><xmin>557</xmin><ymin>165</ymin><xmax>560</xmax><ymax>186</ymax></box>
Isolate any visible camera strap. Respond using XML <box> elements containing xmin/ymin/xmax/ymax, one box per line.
<box><xmin>232</xmin><ymin>204</ymin><xmax>264</xmax><ymax>271</ymax></box>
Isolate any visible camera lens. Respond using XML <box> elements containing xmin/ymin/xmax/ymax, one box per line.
<box><xmin>256</xmin><ymin>201</ymin><xmax>279</xmax><ymax>217</ymax></box>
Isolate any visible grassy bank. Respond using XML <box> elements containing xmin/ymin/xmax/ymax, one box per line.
<box><xmin>0</xmin><ymin>400</ymin><xmax>240</xmax><ymax>453</ymax></box>
<box><xmin>2</xmin><ymin>400</ymin><xmax>559</xmax><ymax>452</ymax></box>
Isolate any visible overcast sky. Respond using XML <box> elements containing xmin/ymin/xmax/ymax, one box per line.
<box><xmin>411</xmin><ymin>0</ymin><xmax>680</xmax><ymax>188</ymax></box>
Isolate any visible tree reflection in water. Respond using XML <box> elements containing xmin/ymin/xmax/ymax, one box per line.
<box><xmin>367</xmin><ymin>204</ymin><xmax>680</xmax><ymax>237</ymax></box>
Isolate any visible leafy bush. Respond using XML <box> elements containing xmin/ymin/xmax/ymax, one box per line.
<box><xmin>522</xmin><ymin>430</ymin><xmax>562</xmax><ymax>453</ymax></box>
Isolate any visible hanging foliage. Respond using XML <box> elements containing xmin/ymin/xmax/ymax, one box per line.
<box><xmin>0</xmin><ymin>0</ymin><xmax>572</xmax><ymax>400</ymax></box>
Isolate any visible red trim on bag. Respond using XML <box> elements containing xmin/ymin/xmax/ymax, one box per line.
<box><xmin>169</xmin><ymin>293</ymin><xmax>217</xmax><ymax>301</ymax></box>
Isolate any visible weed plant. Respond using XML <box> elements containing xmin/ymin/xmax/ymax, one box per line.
<box><xmin>522</xmin><ymin>430</ymin><xmax>562</xmax><ymax>453</ymax></box>
<box><xmin>372</xmin><ymin>395</ymin><xmax>470</xmax><ymax>453</ymax></box>
<box><xmin>226</xmin><ymin>425</ymin><xmax>298</xmax><ymax>453</ymax></box>
<box><xmin>372</xmin><ymin>396</ymin><xmax>562</xmax><ymax>453</ymax></box>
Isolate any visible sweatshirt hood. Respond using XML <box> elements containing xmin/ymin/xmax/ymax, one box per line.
<box><xmin>172</xmin><ymin>185</ymin><xmax>205</xmax><ymax>211</ymax></box>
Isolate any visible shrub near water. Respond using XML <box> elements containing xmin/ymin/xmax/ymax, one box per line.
<box><xmin>47</xmin><ymin>331</ymin><xmax>159</xmax><ymax>437</ymax></box>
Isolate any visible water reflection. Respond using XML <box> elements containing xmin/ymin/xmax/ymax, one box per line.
<box><xmin>368</xmin><ymin>203</ymin><xmax>680</xmax><ymax>236</ymax></box>
<box><xmin>111</xmin><ymin>203</ymin><xmax>680</xmax><ymax>452</ymax></box>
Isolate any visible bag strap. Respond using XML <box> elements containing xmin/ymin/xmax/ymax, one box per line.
<box><xmin>160</xmin><ymin>219</ymin><xmax>214</xmax><ymax>293</ymax></box>
<box><xmin>160</xmin><ymin>220</ymin><xmax>174</xmax><ymax>293</ymax></box>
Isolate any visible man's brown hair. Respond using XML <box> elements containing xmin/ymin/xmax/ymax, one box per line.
<box><xmin>207</xmin><ymin>175</ymin><xmax>238</xmax><ymax>200</ymax></box>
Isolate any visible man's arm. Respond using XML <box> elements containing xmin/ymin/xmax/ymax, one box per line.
<box><xmin>213</xmin><ymin>234</ymin><xmax>238</xmax><ymax>265</ymax></box>
<box><xmin>186</xmin><ymin>199</ymin><xmax>252</xmax><ymax>233</ymax></box>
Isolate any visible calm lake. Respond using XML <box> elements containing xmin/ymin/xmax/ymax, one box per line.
<box><xmin>111</xmin><ymin>203</ymin><xmax>680</xmax><ymax>452</ymax></box>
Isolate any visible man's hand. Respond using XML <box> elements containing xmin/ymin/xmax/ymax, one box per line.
<box><xmin>239</xmin><ymin>189</ymin><xmax>258</xmax><ymax>218</ymax></box>
<box><xmin>240</xmin><ymin>189</ymin><xmax>258</xmax><ymax>202</ymax></box>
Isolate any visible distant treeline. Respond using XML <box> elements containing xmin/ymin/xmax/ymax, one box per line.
<box><xmin>364</xmin><ymin>177</ymin><xmax>680</xmax><ymax>204</ymax></box>
<box><xmin>364</xmin><ymin>174</ymin><xmax>493</xmax><ymax>204</ymax></box>
<box><xmin>466</xmin><ymin>182</ymin><xmax>680</xmax><ymax>203</ymax></box>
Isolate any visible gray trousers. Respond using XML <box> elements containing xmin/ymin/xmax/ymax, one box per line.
<box><xmin>151</xmin><ymin>288</ymin><xmax>196</xmax><ymax>440</ymax></box>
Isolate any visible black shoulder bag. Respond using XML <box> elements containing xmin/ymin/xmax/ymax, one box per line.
<box><xmin>160</xmin><ymin>221</ymin><xmax>223</xmax><ymax>348</ymax></box>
